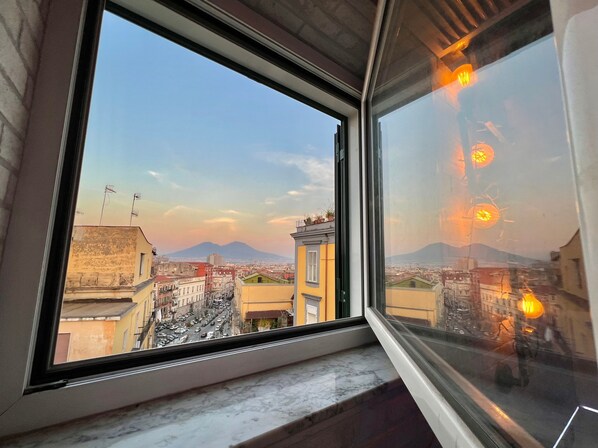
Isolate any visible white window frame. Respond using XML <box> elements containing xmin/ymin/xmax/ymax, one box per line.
<box><xmin>306</xmin><ymin>249</ymin><xmax>318</xmax><ymax>284</ymax></box>
<box><xmin>0</xmin><ymin>0</ymin><xmax>366</xmax><ymax>437</ymax></box>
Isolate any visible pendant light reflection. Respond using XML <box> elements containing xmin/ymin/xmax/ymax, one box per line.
<box><xmin>471</xmin><ymin>143</ymin><xmax>494</xmax><ymax>168</ymax></box>
<box><xmin>454</xmin><ymin>64</ymin><xmax>475</xmax><ymax>87</ymax></box>
<box><xmin>470</xmin><ymin>203</ymin><xmax>500</xmax><ymax>229</ymax></box>
<box><xmin>519</xmin><ymin>291</ymin><xmax>544</xmax><ymax>319</ymax></box>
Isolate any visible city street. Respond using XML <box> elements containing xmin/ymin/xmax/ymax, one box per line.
<box><xmin>155</xmin><ymin>301</ymin><xmax>234</xmax><ymax>348</ymax></box>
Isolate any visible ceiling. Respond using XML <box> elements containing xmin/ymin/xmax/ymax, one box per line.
<box><xmin>204</xmin><ymin>0</ymin><xmax>379</xmax><ymax>93</ymax></box>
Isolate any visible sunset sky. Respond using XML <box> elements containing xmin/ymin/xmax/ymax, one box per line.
<box><xmin>379</xmin><ymin>35</ymin><xmax>580</xmax><ymax>260</ymax></box>
<box><xmin>74</xmin><ymin>12</ymin><xmax>339</xmax><ymax>257</ymax></box>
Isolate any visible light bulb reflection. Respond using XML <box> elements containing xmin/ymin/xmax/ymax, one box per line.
<box><xmin>471</xmin><ymin>143</ymin><xmax>494</xmax><ymax>168</ymax></box>
<box><xmin>454</xmin><ymin>64</ymin><xmax>474</xmax><ymax>87</ymax></box>
<box><xmin>470</xmin><ymin>203</ymin><xmax>500</xmax><ymax>229</ymax></box>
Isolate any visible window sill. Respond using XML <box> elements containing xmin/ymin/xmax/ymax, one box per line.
<box><xmin>0</xmin><ymin>344</ymin><xmax>420</xmax><ymax>447</ymax></box>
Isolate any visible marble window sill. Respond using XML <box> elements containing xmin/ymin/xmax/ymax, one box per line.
<box><xmin>2</xmin><ymin>344</ymin><xmax>401</xmax><ymax>448</ymax></box>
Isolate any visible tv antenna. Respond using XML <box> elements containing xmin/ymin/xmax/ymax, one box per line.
<box><xmin>99</xmin><ymin>185</ymin><xmax>116</xmax><ymax>225</ymax></box>
<box><xmin>130</xmin><ymin>192</ymin><xmax>141</xmax><ymax>226</ymax></box>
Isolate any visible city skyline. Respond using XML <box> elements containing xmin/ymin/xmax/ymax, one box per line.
<box><xmin>73</xmin><ymin>12</ymin><xmax>338</xmax><ymax>258</ymax></box>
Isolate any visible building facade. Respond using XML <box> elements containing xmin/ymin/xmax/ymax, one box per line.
<box><xmin>207</xmin><ymin>253</ymin><xmax>224</xmax><ymax>266</ymax></box>
<box><xmin>56</xmin><ymin>226</ymin><xmax>155</xmax><ymax>363</ymax></box>
<box><xmin>175</xmin><ymin>276</ymin><xmax>206</xmax><ymax>316</ymax></box>
<box><xmin>290</xmin><ymin>220</ymin><xmax>336</xmax><ymax>325</ymax></box>
<box><xmin>385</xmin><ymin>276</ymin><xmax>444</xmax><ymax>328</ymax></box>
<box><xmin>234</xmin><ymin>273</ymin><xmax>293</xmax><ymax>332</ymax></box>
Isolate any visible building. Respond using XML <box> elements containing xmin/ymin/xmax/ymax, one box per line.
<box><xmin>175</xmin><ymin>276</ymin><xmax>206</xmax><ymax>316</ymax></box>
<box><xmin>153</xmin><ymin>276</ymin><xmax>177</xmax><ymax>321</ymax></box>
<box><xmin>212</xmin><ymin>266</ymin><xmax>236</xmax><ymax>292</ymax></box>
<box><xmin>385</xmin><ymin>276</ymin><xmax>444</xmax><ymax>328</ymax></box>
<box><xmin>154</xmin><ymin>261</ymin><xmax>199</xmax><ymax>277</ymax></box>
<box><xmin>290</xmin><ymin>219</ymin><xmax>336</xmax><ymax>325</ymax></box>
<box><xmin>207</xmin><ymin>253</ymin><xmax>224</xmax><ymax>266</ymax></box>
<box><xmin>441</xmin><ymin>271</ymin><xmax>472</xmax><ymax>310</ymax></box>
<box><xmin>549</xmin><ymin>231</ymin><xmax>595</xmax><ymax>360</ymax></box>
<box><xmin>56</xmin><ymin>226</ymin><xmax>155</xmax><ymax>363</ymax></box>
<box><xmin>233</xmin><ymin>273</ymin><xmax>293</xmax><ymax>332</ymax></box>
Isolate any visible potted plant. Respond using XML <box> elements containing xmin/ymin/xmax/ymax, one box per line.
<box><xmin>304</xmin><ymin>216</ymin><xmax>312</xmax><ymax>225</ymax></box>
<box><xmin>314</xmin><ymin>214</ymin><xmax>325</xmax><ymax>224</ymax></box>
<box><xmin>325</xmin><ymin>208</ymin><xmax>335</xmax><ymax>221</ymax></box>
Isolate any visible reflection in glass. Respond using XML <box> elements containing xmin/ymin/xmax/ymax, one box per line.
<box><xmin>371</xmin><ymin>0</ymin><xmax>597</xmax><ymax>446</ymax></box>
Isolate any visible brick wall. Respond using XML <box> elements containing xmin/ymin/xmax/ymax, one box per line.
<box><xmin>0</xmin><ymin>0</ymin><xmax>51</xmax><ymax>262</ymax></box>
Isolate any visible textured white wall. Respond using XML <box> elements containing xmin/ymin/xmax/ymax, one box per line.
<box><xmin>0</xmin><ymin>0</ymin><xmax>51</xmax><ymax>263</ymax></box>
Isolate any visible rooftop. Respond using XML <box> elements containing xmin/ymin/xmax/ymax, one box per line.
<box><xmin>59</xmin><ymin>300</ymin><xmax>136</xmax><ymax>321</ymax></box>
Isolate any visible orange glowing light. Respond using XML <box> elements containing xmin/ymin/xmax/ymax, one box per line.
<box><xmin>471</xmin><ymin>143</ymin><xmax>495</xmax><ymax>168</ymax></box>
<box><xmin>519</xmin><ymin>291</ymin><xmax>544</xmax><ymax>319</ymax></box>
<box><xmin>454</xmin><ymin>64</ymin><xmax>474</xmax><ymax>87</ymax></box>
<box><xmin>470</xmin><ymin>203</ymin><xmax>500</xmax><ymax>229</ymax></box>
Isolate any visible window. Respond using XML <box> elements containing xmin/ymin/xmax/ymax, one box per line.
<box><xmin>139</xmin><ymin>253</ymin><xmax>146</xmax><ymax>276</ymax></box>
<box><xmin>306</xmin><ymin>304</ymin><xmax>318</xmax><ymax>324</ymax></box>
<box><xmin>306</xmin><ymin>249</ymin><xmax>318</xmax><ymax>283</ymax></box>
<box><xmin>368</xmin><ymin>0</ymin><xmax>597</xmax><ymax>446</ymax></box>
<box><xmin>23</xmin><ymin>0</ymin><xmax>357</xmax><ymax>387</ymax></box>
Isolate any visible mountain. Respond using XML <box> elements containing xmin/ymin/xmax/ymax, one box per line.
<box><xmin>166</xmin><ymin>241</ymin><xmax>291</xmax><ymax>263</ymax></box>
<box><xmin>386</xmin><ymin>242</ymin><xmax>541</xmax><ymax>266</ymax></box>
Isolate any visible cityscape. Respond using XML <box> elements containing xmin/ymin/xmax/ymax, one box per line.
<box><xmin>54</xmin><ymin>213</ymin><xmax>337</xmax><ymax>363</ymax></box>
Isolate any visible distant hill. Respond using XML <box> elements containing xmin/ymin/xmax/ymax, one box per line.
<box><xmin>166</xmin><ymin>241</ymin><xmax>291</xmax><ymax>263</ymax></box>
<box><xmin>386</xmin><ymin>242</ymin><xmax>540</xmax><ymax>266</ymax></box>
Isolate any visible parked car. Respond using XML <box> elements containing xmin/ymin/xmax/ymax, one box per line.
<box><xmin>200</xmin><ymin>332</ymin><xmax>207</xmax><ymax>338</ymax></box>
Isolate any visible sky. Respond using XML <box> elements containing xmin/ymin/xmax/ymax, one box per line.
<box><xmin>379</xmin><ymin>35</ymin><xmax>580</xmax><ymax>260</ymax></box>
<box><xmin>74</xmin><ymin>12</ymin><xmax>339</xmax><ymax>257</ymax></box>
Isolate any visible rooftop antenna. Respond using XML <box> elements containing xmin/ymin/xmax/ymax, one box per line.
<box><xmin>99</xmin><ymin>185</ymin><xmax>116</xmax><ymax>225</ymax></box>
<box><xmin>129</xmin><ymin>192</ymin><xmax>141</xmax><ymax>226</ymax></box>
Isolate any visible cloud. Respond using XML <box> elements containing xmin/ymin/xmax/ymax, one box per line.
<box><xmin>148</xmin><ymin>170</ymin><xmax>187</xmax><ymax>191</ymax></box>
<box><xmin>204</xmin><ymin>217</ymin><xmax>237</xmax><ymax>224</ymax></box>
<box><xmin>259</xmin><ymin>152</ymin><xmax>334</xmax><ymax>201</ymax></box>
<box><xmin>203</xmin><ymin>216</ymin><xmax>238</xmax><ymax>232</ymax></box>
<box><xmin>220</xmin><ymin>209</ymin><xmax>241</xmax><ymax>215</ymax></box>
<box><xmin>147</xmin><ymin>170</ymin><xmax>164</xmax><ymax>181</ymax></box>
<box><xmin>267</xmin><ymin>215</ymin><xmax>304</xmax><ymax>225</ymax></box>
<box><xmin>163</xmin><ymin>205</ymin><xmax>201</xmax><ymax>218</ymax></box>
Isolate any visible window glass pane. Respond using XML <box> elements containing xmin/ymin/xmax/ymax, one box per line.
<box><xmin>371</xmin><ymin>1</ymin><xmax>597</xmax><ymax>445</ymax></box>
<box><xmin>53</xmin><ymin>11</ymin><xmax>340</xmax><ymax>363</ymax></box>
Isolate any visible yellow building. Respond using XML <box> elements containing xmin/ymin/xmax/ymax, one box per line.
<box><xmin>552</xmin><ymin>230</ymin><xmax>595</xmax><ymax>360</ymax></box>
<box><xmin>55</xmin><ymin>226</ymin><xmax>155</xmax><ymax>363</ymax></box>
<box><xmin>234</xmin><ymin>273</ymin><xmax>293</xmax><ymax>333</ymax></box>
<box><xmin>291</xmin><ymin>220</ymin><xmax>335</xmax><ymax>325</ymax></box>
<box><xmin>385</xmin><ymin>276</ymin><xmax>443</xmax><ymax>327</ymax></box>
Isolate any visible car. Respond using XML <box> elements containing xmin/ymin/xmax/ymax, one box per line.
<box><xmin>200</xmin><ymin>332</ymin><xmax>207</xmax><ymax>338</ymax></box>
<box><xmin>210</xmin><ymin>321</ymin><xmax>215</xmax><ymax>326</ymax></box>
<box><xmin>217</xmin><ymin>318</ymin><xmax>222</xmax><ymax>322</ymax></box>
<box><xmin>175</xmin><ymin>327</ymin><xmax>186</xmax><ymax>334</ymax></box>
<box><xmin>215</xmin><ymin>325</ymin><xmax>221</xmax><ymax>331</ymax></box>
<box><xmin>195</xmin><ymin>327</ymin><xmax>201</xmax><ymax>333</ymax></box>
<box><xmin>207</xmin><ymin>331</ymin><xmax>214</xmax><ymax>339</ymax></box>
<box><xmin>179</xmin><ymin>335</ymin><xmax>188</xmax><ymax>343</ymax></box>
<box><xmin>223</xmin><ymin>332</ymin><xmax>229</xmax><ymax>337</ymax></box>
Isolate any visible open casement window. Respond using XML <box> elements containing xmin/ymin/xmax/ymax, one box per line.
<box><xmin>26</xmin><ymin>0</ymin><xmax>358</xmax><ymax>388</ymax></box>
<box><xmin>366</xmin><ymin>0</ymin><xmax>598</xmax><ymax>446</ymax></box>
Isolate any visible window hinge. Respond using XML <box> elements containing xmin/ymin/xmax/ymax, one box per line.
<box><xmin>24</xmin><ymin>379</ymin><xmax>68</xmax><ymax>395</ymax></box>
